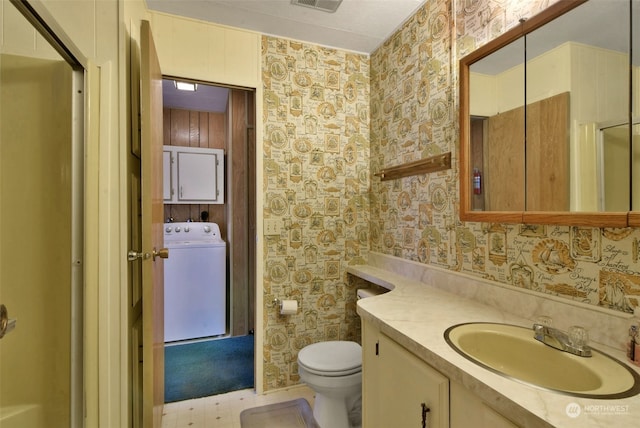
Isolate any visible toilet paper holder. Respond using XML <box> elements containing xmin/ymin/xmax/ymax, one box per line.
<box><xmin>271</xmin><ymin>298</ymin><xmax>298</xmax><ymax>315</ymax></box>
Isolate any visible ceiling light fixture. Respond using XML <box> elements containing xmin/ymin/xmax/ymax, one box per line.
<box><xmin>291</xmin><ymin>0</ymin><xmax>343</xmax><ymax>13</ymax></box>
<box><xmin>174</xmin><ymin>81</ymin><xmax>198</xmax><ymax>92</ymax></box>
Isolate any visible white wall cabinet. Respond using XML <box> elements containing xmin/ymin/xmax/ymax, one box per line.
<box><xmin>362</xmin><ymin>321</ymin><xmax>449</xmax><ymax>428</ymax></box>
<box><xmin>362</xmin><ymin>321</ymin><xmax>521</xmax><ymax>428</ymax></box>
<box><xmin>163</xmin><ymin>145</ymin><xmax>224</xmax><ymax>204</ymax></box>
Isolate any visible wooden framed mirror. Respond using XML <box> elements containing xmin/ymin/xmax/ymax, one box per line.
<box><xmin>460</xmin><ymin>0</ymin><xmax>637</xmax><ymax>227</ymax></box>
<box><xmin>630</xmin><ymin>0</ymin><xmax>640</xmax><ymax>226</ymax></box>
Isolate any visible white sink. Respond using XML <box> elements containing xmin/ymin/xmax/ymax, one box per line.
<box><xmin>445</xmin><ymin>322</ymin><xmax>640</xmax><ymax>398</ymax></box>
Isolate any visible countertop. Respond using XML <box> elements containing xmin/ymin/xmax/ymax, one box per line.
<box><xmin>350</xmin><ymin>263</ymin><xmax>640</xmax><ymax>428</ymax></box>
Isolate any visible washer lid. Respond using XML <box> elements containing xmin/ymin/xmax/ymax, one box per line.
<box><xmin>298</xmin><ymin>341</ymin><xmax>362</xmax><ymax>375</ymax></box>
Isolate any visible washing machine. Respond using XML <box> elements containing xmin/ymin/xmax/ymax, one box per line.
<box><xmin>164</xmin><ymin>222</ymin><xmax>226</xmax><ymax>342</ymax></box>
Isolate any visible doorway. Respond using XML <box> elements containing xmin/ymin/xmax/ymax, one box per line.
<box><xmin>0</xmin><ymin>1</ymin><xmax>84</xmax><ymax>427</ymax></box>
<box><xmin>597</xmin><ymin>118</ymin><xmax>640</xmax><ymax>211</ymax></box>
<box><xmin>161</xmin><ymin>78</ymin><xmax>257</xmax><ymax>401</ymax></box>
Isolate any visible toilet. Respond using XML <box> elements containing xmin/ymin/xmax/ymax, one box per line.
<box><xmin>298</xmin><ymin>340</ymin><xmax>362</xmax><ymax>428</ymax></box>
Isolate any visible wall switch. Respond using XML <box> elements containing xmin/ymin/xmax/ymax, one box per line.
<box><xmin>264</xmin><ymin>219</ymin><xmax>282</xmax><ymax>235</ymax></box>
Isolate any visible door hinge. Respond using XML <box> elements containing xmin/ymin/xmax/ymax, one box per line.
<box><xmin>375</xmin><ymin>340</ymin><xmax>379</xmax><ymax>356</ymax></box>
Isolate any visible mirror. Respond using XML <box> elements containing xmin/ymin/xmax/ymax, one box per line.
<box><xmin>460</xmin><ymin>0</ymin><xmax>638</xmax><ymax>226</ymax></box>
<box><xmin>633</xmin><ymin>0</ymin><xmax>640</xmax><ymax>222</ymax></box>
<box><xmin>468</xmin><ymin>38</ymin><xmax>525</xmax><ymax>213</ymax></box>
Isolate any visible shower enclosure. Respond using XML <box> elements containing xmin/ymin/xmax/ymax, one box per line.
<box><xmin>0</xmin><ymin>1</ymin><xmax>84</xmax><ymax>427</ymax></box>
<box><xmin>598</xmin><ymin>119</ymin><xmax>640</xmax><ymax>211</ymax></box>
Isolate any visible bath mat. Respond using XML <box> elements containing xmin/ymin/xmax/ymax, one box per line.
<box><xmin>240</xmin><ymin>398</ymin><xmax>319</xmax><ymax>428</ymax></box>
<box><xmin>164</xmin><ymin>335</ymin><xmax>254</xmax><ymax>402</ymax></box>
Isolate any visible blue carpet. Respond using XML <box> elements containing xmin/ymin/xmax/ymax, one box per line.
<box><xmin>165</xmin><ymin>335</ymin><xmax>254</xmax><ymax>403</ymax></box>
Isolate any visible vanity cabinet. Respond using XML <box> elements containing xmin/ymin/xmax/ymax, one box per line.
<box><xmin>362</xmin><ymin>321</ymin><xmax>449</xmax><ymax>428</ymax></box>
<box><xmin>163</xmin><ymin>145</ymin><xmax>225</xmax><ymax>204</ymax></box>
<box><xmin>362</xmin><ymin>321</ymin><xmax>521</xmax><ymax>428</ymax></box>
<box><xmin>450</xmin><ymin>382</ymin><xmax>520</xmax><ymax>428</ymax></box>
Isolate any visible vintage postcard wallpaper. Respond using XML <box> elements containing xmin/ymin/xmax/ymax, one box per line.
<box><xmin>261</xmin><ymin>0</ymin><xmax>640</xmax><ymax>391</ymax></box>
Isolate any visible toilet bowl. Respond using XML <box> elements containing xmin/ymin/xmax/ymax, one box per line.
<box><xmin>298</xmin><ymin>341</ymin><xmax>362</xmax><ymax>428</ymax></box>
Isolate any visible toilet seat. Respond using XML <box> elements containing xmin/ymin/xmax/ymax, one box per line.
<box><xmin>298</xmin><ymin>341</ymin><xmax>362</xmax><ymax>376</ymax></box>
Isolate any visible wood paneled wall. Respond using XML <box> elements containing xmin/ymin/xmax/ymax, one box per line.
<box><xmin>229</xmin><ymin>90</ymin><xmax>255</xmax><ymax>334</ymax></box>
<box><xmin>163</xmin><ymin>108</ymin><xmax>227</xmax><ymax>237</ymax></box>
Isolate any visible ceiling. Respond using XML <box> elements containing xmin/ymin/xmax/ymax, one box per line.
<box><xmin>471</xmin><ymin>0</ymin><xmax>639</xmax><ymax>75</ymax></box>
<box><xmin>159</xmin><ymin>1</ymin><xmax>639</xmax><ymax>111</ymax></box>
<box><xmin>162</xmin><ymin>79</ymin><xmax>230</xmax><ymax>113</ymax></box>
<box><xmin>146</xmin><ymin>0</ymin><xmax>427</xmax><ymax>54</ymax></box>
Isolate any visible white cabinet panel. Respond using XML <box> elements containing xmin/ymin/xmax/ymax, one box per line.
<box><xmin>163</xmin><ymin>146</ymin><xmax>224</xmax><ymax>204</ymax></box>
<box><xmin>377</xmin><ymin>333</ymin><xmax>449</xmax><ymax>428</ymax></box>
<box><xmin>362</xmin><ymin>321</ymin><xmax>449</xmax><ymax>428</ymax></box>
<box><xmin>163</xmin><ymin>150</ymin><xmax>172</xmax><ymax>201</ymax></box>
<box><xmin>177</xmin><ymin>151</ymin><xmax>217</xmax><ymax>201</ymax></box>
<box><xmin>450</xmin><ymin>382</ymin><xmax>521</xmax><ymax>428</ymax></box>
<box><xmin>362</xmin><ymin>322</ymin><xmax>380</xmax><ymax>428</ymax></box>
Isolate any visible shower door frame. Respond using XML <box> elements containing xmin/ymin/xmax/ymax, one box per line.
<box><xmin>4</xmin><ymin>1</ymin><xmax>86</xmax><ymax>426</ymax></box>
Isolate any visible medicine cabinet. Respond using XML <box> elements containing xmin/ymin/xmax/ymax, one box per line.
<box><xmin>459</xmin><ymin>0</ymin><xmax>639</xmax><ymax>227</ymax></box>
<box><xmin>163</xmin><ymin>145</ymin><xmax>225</xmax><ymax>204</ymax></box>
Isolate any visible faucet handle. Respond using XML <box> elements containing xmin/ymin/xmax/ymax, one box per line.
<box><xmin>568</xmin><ymin>325</ymin><xmax>589</xmax><ymax>349</ymax></box>
<box><xmin>533</xmin><ymin>323</ymin><xmax>546</xmax><ymax>341</ymax></box>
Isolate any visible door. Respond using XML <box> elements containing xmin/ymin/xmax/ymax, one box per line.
<box><xmin>525</xmin><ymin>92</ymin><xmax>569</xmax><ymax>211</ymax></box>
<box><xmin>130</xmin><ymin>20</ymin><xmax>166</xmax><ymax>428</ymax></box>
<box><xmin>362</xmin><ymin>322</ymin><xmax>450</xmax><ymax>428</ymax></box>
<box><xmin>486</xmin><ymin>106</ymin><xmax>525</xmax><ymax>211</ymax></box>
<box><xmin>0</xmin><ymin>2</ymin><xmax>83</xmax><ymax>427</ymax></box>
<box><xmin>376</xmin><ymin>333</ymin><xmax>449</xmax><ymax>428</ymax></box>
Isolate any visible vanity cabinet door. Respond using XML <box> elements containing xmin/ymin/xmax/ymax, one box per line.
<box><xmin>362</xmin><ymin>321</ymin><xmax>381</xmax><ymax>428</ymax></box>
<box><xmin>450</xmin><ymin>382</ymin><xmax>520</xmax><ymax>428</ymax></box>
<box><xmin>362</xmin><ymin>321</ymin><xmax>449</xmax><ymax>428</ymax></box>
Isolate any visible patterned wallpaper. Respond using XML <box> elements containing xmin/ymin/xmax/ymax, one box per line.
<box><xmin>261</xmin><ymin>0</ymin><xmax>640</xmax><ymax>392</ymax></box>
<box><xmin>370</xmin><ymin>0</ymin><xmax>640</xmax><ymax>318</ymax></box>
<box><xmin>261</xmin><ymin>37</ymin><xmax>370</xmax><ymax>390</ymax></box>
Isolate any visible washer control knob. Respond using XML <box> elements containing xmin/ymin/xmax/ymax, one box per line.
<box><xmin>203</xmin><ymin>225</ymin><xmax>211</xmax><ymax>233</ymax></box>
<box><xmin>175</xmin><ymin>226</ymin><xmax>181</xmax><ymax>232</ymax></box>
<box><xmin>165</xmin><ymin>226</ymin><xmax>172</xmax><ymax>233</ymax></box>
<box><xmin>184</xmin><ymin>226</ymin><xmax>190</xmax><ymax>232</ymax></box>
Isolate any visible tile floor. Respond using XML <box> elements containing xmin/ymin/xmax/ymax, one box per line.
<box><xmin>161</xmin><ymin>386</ymin><xmax>316</xmax><ymax>428</ymax></box>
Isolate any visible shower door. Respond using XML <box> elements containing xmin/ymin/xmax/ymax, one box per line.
<box><xmin>0</xmin><ymin>2</ymin><xmax>84</xmax><ymax>427</ymax></box>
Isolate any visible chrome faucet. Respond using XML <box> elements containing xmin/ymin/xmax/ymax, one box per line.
<box><xmin>533</xmin><ymin>323</ymin><xmax>592</xmax><ymax>357</ymax></box>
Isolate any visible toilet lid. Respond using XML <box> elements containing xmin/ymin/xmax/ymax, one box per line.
<box><xmin>298</xmin><ymin>341</ymin><xmax>362</xmax><ymax>376</ymax></box>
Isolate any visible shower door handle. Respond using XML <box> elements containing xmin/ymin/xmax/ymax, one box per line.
<box><xmin>0</xmin><ymin>304</ymin><xmax>17</xmax><ymax>339</ymax></box>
